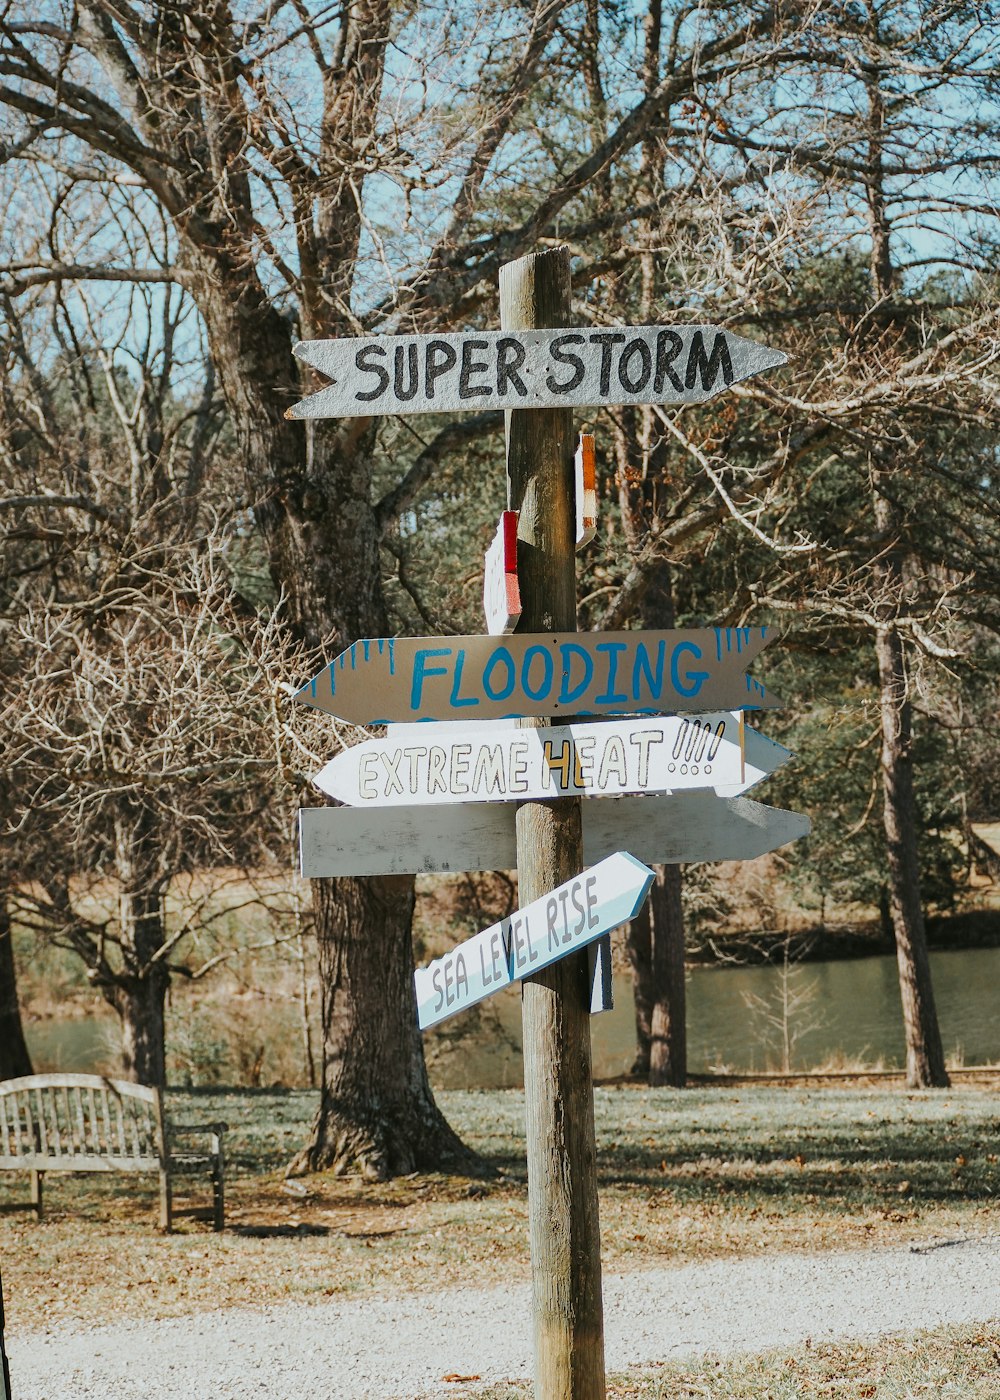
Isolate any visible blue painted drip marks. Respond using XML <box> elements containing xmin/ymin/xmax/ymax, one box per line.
<box><xmin>388</xmin><ymin>638</ymin><xmax>396</xmax><ymax>675</ymax></box>
<box><xmin>326</xmin><ymin>663</ymin><xmax>335</xmax><ymax>695</ymax></box>
<box><xmin>363</xmin><ymin>639</ymin><xmax>371</xmax><ymax>661</ymax></box>
<box><xmin>350</xmin><ymin>643</ymin><xmax>357</xmax><ymax>670</ymax></box>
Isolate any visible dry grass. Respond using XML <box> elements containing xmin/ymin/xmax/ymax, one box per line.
<box><xmin>2</xmin><ymin>1079</ymin><xmax>998</xmax><ymax>1339</ymax></box>
<box><xmin>458</xmin><ymin>1325</ymin><xmax>1000</xmax><ymax>1398</ymax></box>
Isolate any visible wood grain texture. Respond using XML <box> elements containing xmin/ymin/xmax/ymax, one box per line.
<box><xmin>502</xmin><ymin>246</ymin><xmax>605</xmax><ymax>1400</ymax></box>
<box><xmin>298</xmin><ymin>793</ymin><xmax>811</xmax><ymax>876</ymax></box>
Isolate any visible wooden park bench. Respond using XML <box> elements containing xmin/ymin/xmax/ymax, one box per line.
<box><xmin>0</xmin><ymin>1073</ymin><xmax>226</xmax><ymax>1231</ymax></box>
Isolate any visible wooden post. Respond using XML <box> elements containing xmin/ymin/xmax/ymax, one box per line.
<box><xmin>501</xmin><ymin>247</ymin><xmax>606</xmax><ymax>1400</ymax></box>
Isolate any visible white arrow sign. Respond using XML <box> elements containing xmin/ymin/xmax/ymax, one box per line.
<box><xmin>287</xmin><ymin>325</ymin><xmax>787</xmax><ymax>419</ymax></box>
<box><xmin>311</xmin><ymin>713</ymin><xmax>763</xmax><ymax>807</ymax></box>
<box><xmin>299</xmin><ymin>793</ymin><xmax>809</xmax><ymax>878</ymax></box>
<box><xmin>575</xmin><ymin>433</ymin><xmax>597</xmax><ymax>549</ymax></box>
<box><xmin>483</xmin><ymin>510</ymin><xmax>521</xmax><ymax>635</ymax></box>
<box><xmin>414</xmin><ymin>851</ymin><xmax>654</xmax><ymax>1029</ymax></box>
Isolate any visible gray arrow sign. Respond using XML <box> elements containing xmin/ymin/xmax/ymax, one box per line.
<box><xmin>287</xmin><ymin>325</ymin><xmax>787</xmax><ymax>419</ymax></box>
<box><xmin>298</xmin><ymin>793</ymin><xmax>810</xmax><ymax>877</ymax></box>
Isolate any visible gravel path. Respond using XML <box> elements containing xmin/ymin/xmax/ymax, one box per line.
<box><xmin>8</xmin><ymin>1235</ymin><xmax>999</xmax><ymax>1399</ymax></box>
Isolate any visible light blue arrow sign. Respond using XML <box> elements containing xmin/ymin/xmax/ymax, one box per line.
<box><xmin>414</xmin><ymin>851</ymin><xmax>654</xmax><ymax>1030</ymax></box>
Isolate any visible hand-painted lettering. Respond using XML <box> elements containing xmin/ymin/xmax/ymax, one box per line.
<box><xmin>632</xmin><ymin>640</ymin><xmax>665</xmax><ymax>703</ymax></box>
<box><xmin>393</xmin><ymin>343</ymin><xmax>419</xmax><ymax>401</ymax></box>
<box><xmin>404</xmin><ymin>745</ymin><xmax>427</xmax><ymax>791</ymax></box>
<box><xmin>450</xmin><ymin>743</ymin><xmax>471</xmax><ymax>793</ymax></box>
<box><xmin>575</xmin><ymin>736</ymin><xmax>595</xmax><ymax>788</ymax></box>
<box><xmin>586</xmin><ymin>874</ymin><xmax>599</xmax><ymax>928</ymax></box>
<box><xmin>482</xmin><ymin>646</ymin><xmax>515</xmax><ymax>702</ymax></box>
<box><xmin>628</xmin><ymin>728</ymin><xmax>663</xmax><ymax>785</ymax></box>
<box><xmin>427</xmin><ymin>746</ymin><xmax>448</xmax><ymax>794</ymax></box>
<box><xmin>472</xmin><ymin>744</ymin><xmax>505</xmax><ymax>794</ymax></box>
<box><xmin>509</xmin><ymin>739</ymin><xmax>530</xmax><ymax>793</ymax></box>
<box><xmin>496</xmin><ymin>337</ymin><xmax>528</xmax><ymax>396</ymax></box>
<box><xmin>597</xmin><ymin>734</ymin><xmax>627</xmax><ymax>788</ymax></box>
<box><xmin>359</xmin><ymin>752</ymin><xmax>379</xmax><ymax>799</ymax></box>
<box><xmin>546</xmin><ymin>896</ymin><xmax>560</xmax><ymax>951</ymax></box>
<box><xmin>355</xmin><ymin>344</ymin><xmax>390</xmax><ymax>401</ymax></box>
<box><xmin>410</xmin><ymin>647</ymin><xmax>451</xmax><ymax>710</ymax></box>
<box><xmin>618</xmin><ymin>337</ymin><xmax>652</xmax><ymax>394</ymax></box>
<box><xmin>592</xmin><ymin>331</ymin><xmax>626</xmax><ymax>395</ymax></box>
<box><xmin>671</xmin><ymin>641</ymin><xmax>709</xmax><ymax>698</ymax></box>
<box><xmin>449</xmin><ymin>649</ymin><xmax>479</xmax><ymax>709</ymax></box>
<box><xmin>654</xmin><ymin>329</ymin><xmax>683</xmax><ymax>392</ymax></box>
<box><xmin>570</xmin><ymin>879</ymin><xmax>587</xmax><ymax>934</ymax></box>
<box><xmin>546</xmin><ymin>333</ymin><xmax>586</xmax><ymax>393</ymax></box>
<box><xmin>685</xmin><ymin>329</ymin><xmax>733</xmax><ymax>391</ymax></box>
<box><xmin>459</xmin><ymin>338</ymin><xmax>491</xmax><ymax>399</ymax></box>
<box><xmin>557</xmin><ymin>642</ymin><xmax>593</xmax><ymax>706</ymax></box>
<box><xmin>380</xmin><ymin>748</ymin><xmax>405</xmax><ymax>796</ymax></box>
<box><xmin>425</xmin><ymin>340</ymin><xmax>458</xmax><ymax>397</ymax></box>
<box><xmin>522</xmin><ymin>644</ymin><xmax>554</xmax><ymax>702</ymax></box>
<box><xmin>558</xmin><ymin>887</ymin><xmax>572</xmax><ymax>941</ymax></box>
<box><xmin>595</xmin><ymin>640</ymin><xmax>628</xmax><ymax>704</ymax></box>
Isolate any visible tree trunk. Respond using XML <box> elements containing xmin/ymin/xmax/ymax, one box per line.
<box><xmin>105</xmin><ymin>881</ymin><xmax>170</xmax><ymax>1088</ymax></box>
<box><xmin>647</xmin><ymin>865</ymin><xmax>687</xmax><ymax>1087</ymax></box>
<box><xmin>626</xmin><ymin>898</ymin><xmax>653</xmax><ymax>1076</ymax></box>
<box><xmin>289</xmin><ymin>874</ymin><xmax>476</xmax><ymax>1178</ymax></box>
<box><xmin>0</xmin><ymin>892</ymin><xmax>33</xmax><ymax>1079</ymax></box>
<box><xmin>861</xmin><ymin>52</ymin><xmax>948</xmax><ymax>1091</ymax></box>
<box><xmin>192</xmin><ymin>268</ymin><xmax>475</xmax><ymax>1178</ymax></box>
<box><xmin>875</xmin><ymin>619</ymin><xmax>949</xmax><ymax>1088</ymax></box>
<box><xmin>619</xmin><ymin>547</ymin><xmax>689</xmax><ymax>1088</ymax></box>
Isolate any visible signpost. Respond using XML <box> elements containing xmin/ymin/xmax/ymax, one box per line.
<box><xmin>299</xmin><ymin>792</ymin><xmax>809</xmax><ymax>878</ymax></box>
<box><xmin>289</xmin><ymin>248</ymin><xmax>796</xmax><ymax>1400</ymax></box>
<box><xmin>414</xmin><ymin>852</ymin><xmax>654</xmax><ymax>1029</ymax></box>
<box><xmin>294</xmin><ymin>626</ymin><xmax>779</xmax><ymax>724</ymax></box>
<box><xmin>484</xmin><ymin>510</ymin><xmax>522</xmax><ymax>635</ymax></box>
<box><xmin>310</xmin><ymin>712</ymin><xmax>750</xmax><ymax>806</ymax></box>
<box><xmin>287</xmin><ymin>324</ymin><xmax>787</xmax><ymax>419</ymax></box>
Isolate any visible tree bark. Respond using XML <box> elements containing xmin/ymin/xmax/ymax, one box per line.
<box><xmin>646</xmin><ymin>864</ymin><xmax>687</xmax><ymax>1087</ymax></box>
<box><xmin>626</xmin><ymin>897</ymin><xmax>653</xmax><ymax>1076</ymax></box>
<box><xmin>191</xmin><ymin>268</ymin><xmax>474</xmax><ymax>1177</ymax></box>
<box><xmin>105</xmin><ymin>818</ymin><xmax>171</xmax><ymax>1087</ymax></box>
<box><xmin>290</xmin><ymin>875</ymin><xmax>475</xmax><ymax>1178</ymax></box>
<box><xmin>863</xmin><ymin>48</ymin><xmax>948</xmax><ymax>1091</ymax></box>
<box><xmin>875</xmin><ymin>613</ymin><xmax>949</xmax><ymax>1088</ymax></box>
<box><xmin>616</xmin><ymin>534</ymin><xmax>689</xmax><ymax>1087</ymax></box>
<box><xmin>0</xmin><ymin>892</ymin><xmax>33</xmax><ymax>1080</ymax></box>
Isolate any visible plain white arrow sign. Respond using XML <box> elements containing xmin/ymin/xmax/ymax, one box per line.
<box><xmin>414</xmin><ymin>851</ymin><xmax>654</xmax><ymax>1029</ymax></box>
<box><xmin>310</xmin><ymin>713</ymin><xmax>786</xmax><ymax>806</ymax></box>
<box><xmin>299</xmin><ymin>792</ymin><xmax>809</xmax><ymax>878</ymax></box>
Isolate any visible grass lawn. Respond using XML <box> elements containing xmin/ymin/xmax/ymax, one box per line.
<box><xmin>2</xmin><ymin>1078</ymin><xmax>997</xmax><ymax>1393</ymax></box>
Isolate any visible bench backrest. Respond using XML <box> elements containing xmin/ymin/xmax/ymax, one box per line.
<box><xmin>0</xmin><ymin>1074</ymin><xmax>165</xmax><ymax>1173</ymax></box>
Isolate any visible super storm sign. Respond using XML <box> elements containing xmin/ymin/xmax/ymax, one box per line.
<box><xmin>287</xmin><ymin>326</ymin><xmax>787</xmax><ymax>419</ymax></box>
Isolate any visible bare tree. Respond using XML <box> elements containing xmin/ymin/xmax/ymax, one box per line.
<box><xmin>0</xmin><ymin>0</ymin><xmax>830</xmax><ymax>1174</ymax></box>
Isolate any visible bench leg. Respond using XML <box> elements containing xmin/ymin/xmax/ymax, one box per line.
<box><xmin>29</xmin><ymin>1171</ymin><xmax>43</xmax><ymax>1221</ymax></box>
<box><xmin>212</xmin><ymin>1160</ymin><xmax>224</xmax><ymax>1232</ymax></box>
<box><xmin>159</xmin><ymin>1169</ymin><xmax>173</xmax><ymax>1233</ymax></box>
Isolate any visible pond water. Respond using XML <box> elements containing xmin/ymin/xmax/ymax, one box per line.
<box><xmin>427</xmin><ymin>944</ymin><xmax>1000</xmax><ymax>1089</ymax></box>
<box><xmin>23</xmin><ymin>945</ymin><xmax>1000</xmax><ymax>1090</ymax></box>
